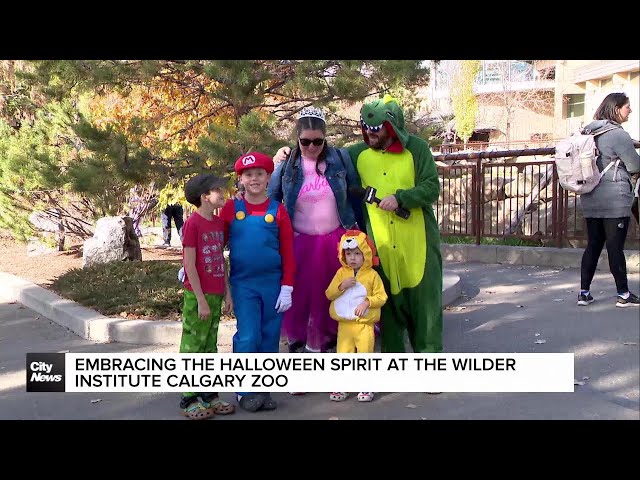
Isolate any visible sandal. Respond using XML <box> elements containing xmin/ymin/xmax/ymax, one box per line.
<box><xmin>181</xmin><ymin>400</ymin><xmax>214</xmax><ymax>420</ymax></box>
<box><xmin>207</xmin><ymin>399</ymin><xmax>235</xmax><ymax>415</ymax></box>
<box><xmin>357</xmin><ymin>392</ymin><xmax>374</xmax><ymax>402</ymax></box>
<box><xmin>330</xmin><ymin>392</ymin><xmax>348</xmax><ymax>402</ymax></box>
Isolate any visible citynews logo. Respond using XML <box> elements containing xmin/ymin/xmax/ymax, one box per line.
<box><xmin>26</xmin><ymin>353</ymin><xmax>65</xmax><ymax>392</ymax></box>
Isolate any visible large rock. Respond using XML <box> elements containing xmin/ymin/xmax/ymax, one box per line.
<box><xmin>83</xmin><ymin>216</ymin><xmax>142</xmax><ymax>268</ymax></box>
<box><xmin>29</xmin><ymin>211</ymin><xmax>59</xmax><ymax>233</ymax></box>
<box><xmin>439</xmin><ymin>175</ymin><xmax>512</xmax><ymax>206</ymax></box>
<box><xmin>440</xmin><ymin>176</ymin><xmax>471</xmax><ymax>205</ymax></box>
<box><xmin>482</xmin><ymin>198</ymin><xmax>527</xmax><ymax>235</ymax></box>
<box><xmin>26</xmin><ymin>237</ymin><xmax>57</xmax><ymax>257</ymax></box>
<box><xmin>504</xmin><ymin>171</ymin><xmax>541</xmax><ymax>198</ymax></box>
<box><xmin>523</xmin><ymin>196</ymin><xmax>584</xmax><ymax>238</ymax></box>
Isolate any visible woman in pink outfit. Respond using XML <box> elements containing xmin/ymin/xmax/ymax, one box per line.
<box><xmin>268</xmin><ymin>107</ymin><xmax>362</xmax><ymax>354</ymax></box>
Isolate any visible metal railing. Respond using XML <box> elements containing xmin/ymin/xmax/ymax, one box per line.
<box><xmin>435</xmin><ymin>146</ymin><xmax>640</xmax><ymax>247</ymax></box>
<box><xmin>145</xmin><ymin>142</ymin><xmax>640</xmax><ymax>248</ymax></box>
<box><xmin>434</xmin><ymin>139</ymin><xmax>560</xmax><ymax>154</ymax></box>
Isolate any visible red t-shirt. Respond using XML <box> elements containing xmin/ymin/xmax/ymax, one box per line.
<box><xmin>182</xmin><ymin>211</ymin><xmax>226</xmax><ymax>295</ymax></box>
<box><xmin>220</xmin><ymin>198</ymin><xmax>295</xmax><ymax>287</ymax></box>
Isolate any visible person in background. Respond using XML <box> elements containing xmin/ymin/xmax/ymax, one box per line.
<box><xmin>578</xmin><ymin>92</ymin><xmax>640</xmax><ymax>308</ymax></box>
<box><xmin>162</xmin><ymin>202</ymin><xmax>184</xmax><ymax>247</ymax></box>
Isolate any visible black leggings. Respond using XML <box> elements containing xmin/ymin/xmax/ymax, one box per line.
<box><xmin>581</xmin><ymin>217</ymin><xmax>630</xmax><ymax>293</ymax></box>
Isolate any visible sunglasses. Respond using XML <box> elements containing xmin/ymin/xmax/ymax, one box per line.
<box><xmin>299</xmin><ymin>137</ymin><xmax>325</xmax><ymax>147</ymax></box>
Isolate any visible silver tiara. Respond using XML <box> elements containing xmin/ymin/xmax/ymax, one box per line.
<box><xmin>298</xmin><ymin>106</ymin><xmax>326</xmax><ymax>123</ymax></box>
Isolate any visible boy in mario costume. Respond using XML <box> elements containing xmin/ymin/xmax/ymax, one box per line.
<box><xmin>219</xmin><ymin>152</ymin><xmax>295</xmax><ymax>412</ymax></box>
<box><xmin>325</xmin><ymin>229</ymin><xmax>387</xmax><ymax>403</ymax></box>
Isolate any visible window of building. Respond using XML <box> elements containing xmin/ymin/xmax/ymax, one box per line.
<box><xmin>483</xmin><ymin>61</ymin><xmax>507</xmax><ymax>83</ymax></box>
<box><xmin>510</xmin><ymin>61</ymin><xmax>534</xmax><ymax>81</ymax></box>
<box><xmin>477</xmin><ymin>60</ymin><xmax>535</xmax><ymax>85</ymax></box>
<box><xmin>565</xmin><ymin>94</ymin><xmax>585</xmax><ymax>118</ymax></box>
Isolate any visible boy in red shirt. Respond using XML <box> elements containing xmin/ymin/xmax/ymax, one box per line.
<box><xmin>179</xmin><ymin>173</ymin><xmax>236</xmax><ymax>420</ymax></box>
<box><xmin>220</xmin><ymin>152</ymin><xmax>295</xmax><ymax>412</ymax></box>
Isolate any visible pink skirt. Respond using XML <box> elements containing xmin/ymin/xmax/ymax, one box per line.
<box><xmin>281</xmin><ymin>226</ymin><xmax>345</xmax><ymax>352</ymax></box>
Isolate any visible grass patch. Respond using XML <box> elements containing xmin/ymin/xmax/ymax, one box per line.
<box><xmin>442</xmin><ymin>235</ymin><xmax>542</xmax><ymax>247</ymax></box>
<box><xmin>51</xmin><ymin>260</ymin><xmax>183</xmax><ymax>319</ymax></box>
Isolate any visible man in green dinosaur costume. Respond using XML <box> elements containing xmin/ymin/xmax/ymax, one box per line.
<box><xmin>346</xmin><ymin>94</ymin><xmax>442</xmax><ymax>353</ymax></box>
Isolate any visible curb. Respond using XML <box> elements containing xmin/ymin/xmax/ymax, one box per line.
<box><xmin>442</xmin><ymin>272</ymin><xmax>462</xmax><ymax>307</ymax></box>
<box><xmin>0</xmin><ymin>271</ymin><xmax>462</xmax><ymax>346</ymax></box>
<box><xmin>441</xmin><ymin>244</ymin><xmax>640</xmax><ymax>273</ymax></box>
<box><xmin>0</xmin><ymin>272</ymin><xmax>181</xmax><ymax>344</ymax></box>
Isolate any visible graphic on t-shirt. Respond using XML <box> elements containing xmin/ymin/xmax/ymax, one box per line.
<box><xmin>293</xmin><ymin>158</ymin><xmax>340</xmax><ymax>235</ymax></box>
<box><xmin>298</xmin><ymin>174</ymin><xmax>331</xmax><ymax>204</ymax></box>
<box><xmin>201</xmin><ymin>236</ymin><xmax>224</xmax><ymax>278</ymax></box>
<box><xmin>183</xmin><ymin>215</ymin><xmax>226</xmax><ymax>294</ymax></box>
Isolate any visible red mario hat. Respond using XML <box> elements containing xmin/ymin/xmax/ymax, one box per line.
<box><xmin>234</xmin><ymin>152</ymin><xmax>274</xmax><ymax>175</ymax></box>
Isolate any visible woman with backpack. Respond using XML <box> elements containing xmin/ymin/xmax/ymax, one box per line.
<box><xmin>578</xmin><ymin>92</ymin><xmax>640</xmax><ymax>308</ymax></box>
<box><xmin>267</xmin><ymin>107</ymin><xmax>363</xmax><ymax>356</ymax></box>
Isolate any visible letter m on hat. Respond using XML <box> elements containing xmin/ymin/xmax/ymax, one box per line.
<box><xmin>242</xmin><ymin>155</ymin><xmax>256</xmax><ymax>166</ymax></box>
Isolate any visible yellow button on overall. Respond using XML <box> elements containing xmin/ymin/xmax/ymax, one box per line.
<box><xmin>264</xmin><ymin>213</ymin><xmax>275</xmax><ymax>223</ymax></box>
<box><xmin>236</xmin><ymin>211</ymin><xmax>246</xmax><ymax>220</ymax></box>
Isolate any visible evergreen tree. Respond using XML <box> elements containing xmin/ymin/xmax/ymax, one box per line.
<box><xmin>24</xmin><ymin>60</ymin><xmax>431</xmax><ymax>174</ymax></box>
<box><xmin>3</xmin><ymin>60</ymin><xmax>432</xmax><ymax>241</ymax></box>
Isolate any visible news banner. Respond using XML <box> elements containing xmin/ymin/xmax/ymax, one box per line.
<box><xmin>26</xmin><ymin>352</ymin><xmax>575</xmax><ymax>393</ymax></box>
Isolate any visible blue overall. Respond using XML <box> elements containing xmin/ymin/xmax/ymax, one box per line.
<box><xmin>229</xmin><ymin>199</ymin><xmax>283</xmax><ymax>361</ymax></box>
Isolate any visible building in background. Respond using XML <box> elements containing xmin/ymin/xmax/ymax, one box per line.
<box><xmin>556</xmin><ymin>60</ymin><xmax>639</xmax><ymax>140</ymax></box>
<box><xmin>424</xmin><ymin>60</ymin><xmax>639</xmax><ymax>147</ymax></box>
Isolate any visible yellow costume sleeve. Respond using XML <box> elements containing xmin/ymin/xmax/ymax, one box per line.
<box><xmin>326</xmin><ymin>269</ymin><xmax>348</xmax><ymax>301</ymax></box>
<box><xmin>366</xmin><ymin>272</ymin><xmax>388</xmax><ymax>309</ymax></box>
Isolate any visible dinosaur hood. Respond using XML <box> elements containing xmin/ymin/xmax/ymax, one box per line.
<box><xmin>337</xmin><ymin>229</ymin><xmax>379</xmax><ymax>270</ymax></box>
<box><xmin>360</xmin><ymin>94</ymin><xmax>409</xmax><ymax>151</ymax></box>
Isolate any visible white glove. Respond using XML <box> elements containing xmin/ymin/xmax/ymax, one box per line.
<box><xmin>275</xmin><ymin>285</ymin><xmax>293</xmax><ymax>313</ymax></box>
<box><xmin>177</xmin><ymin>267</ymin><xmax>185</xmax><ymax>283</ymax></box>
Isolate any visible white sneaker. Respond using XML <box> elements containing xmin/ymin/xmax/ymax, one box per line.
<box><xmin>329</xmin><ymin>392</ymin><xmax>348</xmax><ymax>402</ymax></box>
<box><xmin>616</xmin><ymin>292</ymin><xmax>640</xmax><ymax>308</ymax></box>
<box><xmin>357</xmin><ymin>392</ymin><xmax>374</xmax><ymax>402</ymax></box>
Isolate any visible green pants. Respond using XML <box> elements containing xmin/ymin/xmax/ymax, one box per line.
<box><xmin>378</xmin><ymin>232</ymin><xmax>443</xmax><ymax>353</ymax></box>
<box><xmin>180</xmin><ymin>289</ymin><xmax>223</xmax><ymax>398</ymax></box>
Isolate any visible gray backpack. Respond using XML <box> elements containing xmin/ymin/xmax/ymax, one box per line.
<box><xmin>554</xmin><ymin>125</ymin><xmax>620</xmax><ymax>194</ymax></box>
